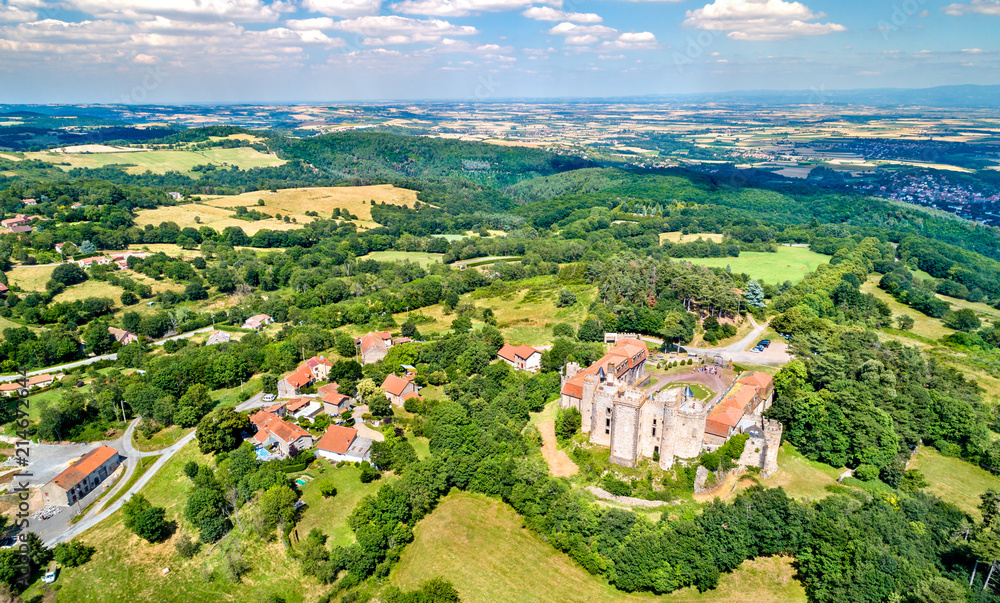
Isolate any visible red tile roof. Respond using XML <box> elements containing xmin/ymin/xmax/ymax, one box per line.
<box><xmin>256</xmin><ymin>414</ymin><xmax>312</xmax><ymax>445</ymax></box>
<box><xmin>560</xmin><ymin>338</ymin><xmax>648</xmax><ymax>399</ymax></box>
<box><xmin>285</xmin><ymin>398</ymin><xmax>314</xmax><ymax>413</ymax></box>
<box><xmin>306</xmin><ymin>356</ymin><xmax>332</xmax><ymax>368</ymax></box>
<box><xmin>358</xmin><ymin>332</ymin><xmax>388</xmax><ymax>356</ymax></box>
<box><xmin>382</xmin><ymin>374</ymin><xmax>411</xmax><ymax>397</ymax></box>
<box><xmin>283</xmin><ymin>366</ymin><xmax>314</xmax><ymax>389</ymax></box>
<box><xmin>315</xmin><ymin>425</ymin><xmax>358</xmax><ymax>455</ymax></box>
<box><xmin>497</xmin><ymin>344</ymin><xmax>541</xmax><ymax>363</ymax></box>
<box><xmin>318</xmin><ymin>383</ymin><xmax>340</xmax><ymax>396</ymax></box>
<box><xmin>53</xmin><ymin>446</ymin><xmax>119</xmax><ymax>490</ymax></box>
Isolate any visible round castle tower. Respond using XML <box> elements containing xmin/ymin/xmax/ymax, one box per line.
<box><xmin>658</xmin><ymin>388</ymin><xmax>709</xmax><ymax>469</ymax></box>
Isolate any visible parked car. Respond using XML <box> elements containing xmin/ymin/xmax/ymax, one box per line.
<box><xmin>0</xmin><ymin>537</ymin><xmax>15</xmax><ymax>549</ymax></box>
<box><xmin>262</xmin><ymin>394</ymin><xmax>276</xmax><ymax>402</ymax></box>
<box><xmin>43</xmin><ymin>566</ymin><xmax>58</xmax><ymax>584</ymax></box>
<box><xmin>750</xmin><ymin>346</ymin><xmax>763</xmax><ymax>353</ymax></box>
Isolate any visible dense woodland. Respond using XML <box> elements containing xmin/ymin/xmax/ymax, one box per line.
<box><xmin>3</xmin><ymin>128</ymin><xmax>1000</xmax><ymax>601</ymax></box>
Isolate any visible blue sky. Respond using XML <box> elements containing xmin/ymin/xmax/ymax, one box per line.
<box><xmin>0</xmin><ymin>0</ymin><xmax>996</xmax><ymax>103</ymax></box>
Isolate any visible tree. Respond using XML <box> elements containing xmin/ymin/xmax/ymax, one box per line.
<box><xmin>555</xmin><ymin>407</ymin><xmax>581</xmax><ymax>441</ymax></box>
<box><xmin>944</xmin><ymin>308</ymin><xmax>980</xmax><ymax>332</ymax></box>
<box><xmin>79</xmin><ymin>240</ymin><xmax>97</xmax><ymax>254</ymax></box>
<box><xmin>176</xmin><ymin>384</ymin><xmax>213</xmax><ymax>428</ymax></box>
<box><xmin>895</xmin><ymin>315</ymin><xmax>914</xmax><ymax>330</ymax></box>
<box><xmin>368</xmin><ymin>395</ymin><xmax>393</xmax><ymax>418</ymax></box>
<box><xmin>577</xmin><ymin>318</ymin><xmax>603</xmax><ymax>342</ymax></box>
<box><xmin>451</xmin><ymin>315</ymin><xmax>472</xmax><ymax>334</ymax></box>
<box><xmin>335</xmin><ymin>332</ymin><xmax>356</xmax><ymax>358</ymax></box>
<box><xmin>51</xmin><ymin>262</ymin><xmax>87</xmax><ymax>286</ymax></box>
<box><xmin>120</xmin><ymin>290</ymin><xmax>139</xmax><ymax>306</ymax></box>
<box><xmin>184</xmin><ymin>283</ymin><xmax>208</xmax><ymax>301</ymax></box>
<box><xmin>553</xmin><ymin>322</ymin><xmax>575</xmax><ymax>338</ymax></box>
<box><xmin>400</xmin><ymin>320</ymin><xmax>421</xmax><ymax>340</ymax></box>
<box><xmin>259</xmin><ymin>484</ymin><xmax>298</xmax><ymax>533</ymax></box>
<box><xmin>197</xmin><ymin>407</ymin><xmax>251</xmax><ymax>455</ymax></box>
<box><xmin>53</xmin><ymin>541</ymin><xmax>96</xmax><ymax>567</ymax></box>
<box><xmin>745</xmin><ymin>279</ymin><xmax>765</xmax><ymax>309</ymax></box>
<box><xmin>557</xmin><ymin>288</ymin><xmax>577</xmax><ymax>308</ymax></box>
<box><xmin>122</xmin><ymin>494</ymin><xmax>169</xmax><ymax>542</ymax></box>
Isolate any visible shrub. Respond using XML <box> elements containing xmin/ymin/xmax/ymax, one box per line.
<box><xmin>174</xmin><ymin>533</ymin><xmax>200</xmax><ymax>558</ymax></box>
<box><xmin>552</xmin><ymin>322</ymin><xmax>575</xmax><ymax>338</ymax></box>
<box><xmin>320</xmin><ymin>483</ymin><xmax>337</xmax><ymax>498</ymax></box>
<box><xmin>853</xmin><ymin>464</ymin><xmax>878</xmax><ymax>481</ymax></box>
<box><xmin>359</xmin><ymin>466</ymin><xmax>381</xmax><ymax>483</ymax></box>
<box><xmin>184</xmin><ymin>461</ymin><xmax>200</xmax><ymax>479</ymax></box>
<box><xmin>53</xmin><ymin>541</ymin><xmax>96</xmax><ymax>567</ymax></box>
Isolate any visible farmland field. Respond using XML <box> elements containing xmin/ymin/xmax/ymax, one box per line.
<box><xmin>6</xmin><ymin>264</ymin><xmax>56</xmax><ymax>291</ymax></box>
<box><xmin>659</xmin><ymin>232</ymin><xmax>726</xmax><ymax>244</ymax></box>
<box><xmin>365</xmin><ymin>251</ymin><xmax>444</xmax><ymax>267</ymax></box>
<box><xmin>201</xmin><ymin>184</ymin><xmax>419</xmax><ymax>229</ymax></box>
<box><xmin>681</xmin><ymin>247</ymin><xmax>830</xmax><ymax>284</ymax></box>
<box><xmin>134</xmin><ymin>203</ymin><xmax>304</xmax><ymax>234</ymax></box>
<box><xmin>392</xmin><ymin>491</ymin><xmax>807</xmax><ymax>603</ymax></box>
<box><xmin>25</xmin><ymin>147</ymin><xmax>285</xmax><ymax>175</ymax></box>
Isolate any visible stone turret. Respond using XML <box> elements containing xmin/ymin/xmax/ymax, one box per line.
<box><xmin>673</xmin><ymin>394</ymin><xmax>708</xmax><ymax>460</ymax></box>
<box><xmin>761</xmin><ymin>419</ymin><xmax>783</xmax><ymax>477</ymax></box>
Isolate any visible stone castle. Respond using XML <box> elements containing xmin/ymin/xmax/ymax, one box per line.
<box><xmin>560</xmin><ymin>338</ymin><xmax>782</xmax><ymax>475</ymax></box>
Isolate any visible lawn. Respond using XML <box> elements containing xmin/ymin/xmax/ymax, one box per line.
<box><xmin>53</xmin><ymin>278</ymin><xmax>124</xmax><ymax>303</ymax></box>
<box><xmin>733</xmin><ymin>442</ymin><xmax>844</xmax><ymax>502</ymax></box>
<box><xmin>365</xmin><ymin>250</ymin><xmax>445</xmax><ymax>268</ymax></box>
<box><xmin>655</xmin><ymin>382</ymin><xmax>713</xmax><ymax>401</ymax></box>
<box><xmin>391</xmin><ymin>491</ymin><xmax>806</xmax><ymax>603</ymax></box>
<box><xmin>294</xmin><ymin>461</ymin><xmax>391</xmax><ymax>548</ymax></box>
<box><xmin>201</xmin><ymin>184</ymin><xmax>418</xmax><ymax>229</ymax></box>
<box><xmin>6</xmin><ymin>264</ymin><xmax>55</xmax><ymax>291</ymax></box>
<box><xmin>907</xmin><ymin>446</ymin><xmax>1000</xmax><ymax>521</ymax></box>
<box><xmin>680</xmin><ymin>247</ymin><xmax>830</xmax><ymax>285</ymax></box>
<box><xmin>98</xmin><ymin>456</ymin><xmax>154</xmax><ymax>512</ymax></box>
<box><xmin>132</xmin><ymin>425</ymin><xmax>194</xmax><ymax>452</ymax></box>
<box><xmin>43</xmin><ymin>441</ymin><xmax>327</xmax><ymax>603</ymax></box>
<box><xmin>25</xmin><ymin>146</ymin><xmax>284</xmax><ymax>175</ymax></box>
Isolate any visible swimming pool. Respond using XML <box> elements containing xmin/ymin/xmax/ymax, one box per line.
<box><xmin>255</xmin><ymin>448</ymin><xmax>271</xmax><ymax>459</ymax></box>
<box><xmin>295</xmin><ymin>478</ymin><xmax>308</xmax><ymax>486</ymax></box>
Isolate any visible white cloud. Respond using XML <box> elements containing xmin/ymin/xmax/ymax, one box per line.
<box><xmin>522</xmin><ymin>6</ymin><xmax>602</xmax><ymax>23</ymax></box>
<box><xmin>546</xmin><ymin>21</ymin><xmax>618</xmax><ymax>44</ymax></box>
<box><xmin>60</xmin><ymin>0</ymin><xmax>288</xmax><ymax>22</ymax></box>
<box><xmin>390</xmin><ymin>0</ymin><xmax>558</xmax><ymax>17</ymax></box>
<box><xmin>599</xmin><ymin>31</ymin><xmax>656</xmax><ymax>49</ymax></box>
<box><xmin>683</xmin><ymin>0</ymin><xmax>846</xmax><ymax>41</ymax></box>
<box><xmin>962</xmin><ymin>47</ymin><xmax>985</xmax><ymax>53</ymax></box>
<box><xmin>0</xmin><ymin>4</ymin><xmax>36</xmax><ymax>23</ymax></box>
<box><xmin>285</xmin><ymin>17</ymin><xmax>337</xmax><ymax>30</ymax></box>
<box><xmin>303</xmin><ymin>0</ymin><xmax>382</xmax><ymax>18</ymax></box>
<box><xmin>330</xmin><ymin>15</ymin><xmax>477</xmax><ymax>44</ymax></box>
<box><xmin>943</xmin><ymin>0</ymin><xmax>1000</xmax><ymax>16</ymax></box>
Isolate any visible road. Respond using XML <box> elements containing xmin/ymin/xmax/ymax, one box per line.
<box><xmin>0</xmin><ymin>327</ymin><xmax>214</xmax><ymax>383</ymax></box>
<box><xmin>682</xmin><ymin>317</ymin><xmax>789</xmax><ymax>366</ymax></box>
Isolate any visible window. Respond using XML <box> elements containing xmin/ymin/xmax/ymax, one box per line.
<box><xmin>605</xmin><ymin>428</ymin><xmax>610</xmax><ymax>435</ymax></box>
<box><xmin>653</xmin><ymin>418</ymin><xmax>657</xmax><ymax>425</ymax></box>
<box><xmin>652</xmin><ymin>427</ymin><xmax>656</xmax><ymax>436</ymax></box>
<box><xmin>654</xmin><ymin>446</ymin><xmax>659</xmax><ymax>454</ymax></box>
<box><xmin>605</xmin><ymin>418</ymin><xmax>611</xmax><ymax>427</ymax></box>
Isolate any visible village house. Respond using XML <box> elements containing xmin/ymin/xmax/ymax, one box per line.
<box><xmin>77</xmin><ymin>256</ymin><xmax>112</xmax><ymax>269</ymax></box>
<box><xmin>168</xmin><ymin>192</ymin><xmax>183</xmax><ymax>201</ymax></box>
<box><xmin>242</xmin><ymin>314</ymin><xmax>274</xmax><ymax>330</ymax></box>
<box><xmin>21</xmin><ymin>198</ymin><xmax>37</xmax><ymax>206</ymax></box>
<box><xmin>250</xmin><ymin>410</ymin><xmax>314</xmax><ymax>457</ymax></box>
<box><xmin>314</xmin><ymin>425</ymin><xmax>373</xmax><ymax>463</ymax></box>
<box><xmin>0</xmin><ymin>215</ymin><xmax>32</xmax><ymax>228</ymax></box>
<box><xmin>318</xmin><ymin>383</ymin><xmax>354</xmax><ymax>416</ymax></box>
<box><xmin>41</xmin><ymin>446</ymin><xmax>122</xmax><ymax>506</ymax></box>
<box><xmin>497</xmin><ymin>344</ymin><xmax>543</xmax><ymax>372</ymax></box>
<box><xmin>6</xmin><ymin>225</ymin><xmax>31</xmax><ymax>234</ymax></box>
<box><xmin>285</xmin><ymin>397</ymin><xmax>324</xmax><ymax>422</ymax></box>
<box><xmin>277</xmin><ymin>356</ymin><xmax>333</xmax><ymax>398</ymax></box>
<box><xmin>382</xmin><ymin>373</ymin><xmax>419</xmax><ymax>406</ymax></box>
<box><xmin>206</xmin><ymin>330</ymin><xmax>231</xmax><ymax>345</ymax></box>
<box><xmin>356</xmin><ymin>331</ymin><xmax>392</xmax><ymax>365</ymax></box>
<box><xmin>108</xmin><ymin>327</ymin><xmax>139</xmax><ymax>345</ymax></box>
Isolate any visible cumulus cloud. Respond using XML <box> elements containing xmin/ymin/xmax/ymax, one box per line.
<box><xmin>522</xmin><ymin>6</ymin><xmax>602</xmax><ymax>23</ymax></box>
<box><xmin>330</xmin><ymin>15</ymin><xmax>477</xmax><ymax>45</ymax></box>
<box><xmin>599</xmin><ymin>31</ymin><xmax>657</xmax><ymax>49</ymax></box>
<box><xmin>0</xmin><ymin>4</ymin><xmax>36</xmax><ymax>23</ymax></box>
<box><xmin>942</xmin><ymin>0</ymin><xmax>1000</xmax><ymax>15</ymax></box>
<box><xmin>390</xmin><ymin>0</ymin><xmax>558</xmax><ymax>17</ymax></box>
<box><xmin>284</xmin><ymin>17</ymin><xmax>337</xmax><ymax>30</ymax></box>
<box><xmin>683</xmin><ymin>0</ymin><xmax>846</xmax><ymax>41</ymax></box>
<box><xmin>302</xmin><ymin>0</ymin><xmax>382</xmax><ymax>18</ymax></box>
<box><xmin>59</xmin><ymin>0</ymin><xmax>289</xmax><ymax>22</ymax></box>
<box><xmin>546</xmin><ymin>21</ymin><xmax>618</xmax><ymax>44</ymax></box>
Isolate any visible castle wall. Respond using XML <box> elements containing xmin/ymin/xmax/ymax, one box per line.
<box><xmin>588</xmin><ymin>386</ymin><xmax>614</xmax><ymax>449</ymax></box>
<box><xmin>609</xmin><ymin>403</ymin><xmax>640</xmax><ymax>467</ymax></box>
<box><xmin>673</xmin><ymin>405</ymin><xmax>708</xmax><ymax>459</ymax></box>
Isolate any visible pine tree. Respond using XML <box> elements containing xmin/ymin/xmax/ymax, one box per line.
<box><xmin>745</xmin><ymin>279</ymin><xmax>766</xmax><ymax>309</ymax></box>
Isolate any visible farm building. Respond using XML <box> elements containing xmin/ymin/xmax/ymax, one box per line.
<box><xmin>382</xmin><ymin>373</ymin><xmax>419</xmax><ymax>406</ymax></box>
<box><xmin>41</xmin><ymin>446</ymin><xmax>122</xmax><ymax>506</ymax></box>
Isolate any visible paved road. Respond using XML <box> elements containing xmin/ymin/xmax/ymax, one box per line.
<box><xmin>683</xmin><ymin>317</ymin><xmax>789</xmax><ymax>366</ymax></box>
<box><xmin>235</xmin><ymin>392</ymin><xmax>267</xmax><ymax>412</ymax></box>
<box><xmin>0</xmin><ymin>327</ymin><xmax>215</xmax><ymax>383</ymax></box>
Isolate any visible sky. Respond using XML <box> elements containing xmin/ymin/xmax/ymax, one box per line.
<box><xmin>0</xmin><ymin>0</ymin><xmax>997</xmax><ymax>103</ymax></box>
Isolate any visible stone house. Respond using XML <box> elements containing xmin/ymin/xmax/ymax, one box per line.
<box><xmin>42</xmin><ymin>446</ymin><xmax>122</xmax><ymax>506</ymax></box>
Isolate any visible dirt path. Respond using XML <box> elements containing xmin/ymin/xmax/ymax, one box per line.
<box><xmin>537</xmin><ymin>421</ymin><xmax>578</xmax><ymax>477</ymax></box>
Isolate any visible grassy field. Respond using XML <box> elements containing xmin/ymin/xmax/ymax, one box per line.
<box><xmin>731</xmin><ymin>443</ymin><xmax>844</xmax><ymax>502</ymax></box>
<box><xmin>293</xmin><ymin>462</ymin><xmax>389</xmax><ymax>548</ymax></box>
<box><xmin>392</xmin><ymin>491</ymin><xmax>806</xmax><ymax>603</ymax></box>
<box><xmin>134</xmin><ymin>203</ymin><xmax>305</xmax><ymax>235</ymax></box>
<box><xmin>133</xmin><ymin>426</ymin><xmax>194</xmax><ymax>452</ymax></box>
<box><xmin>659</xmin><ymin>232</ymin><xmax>725</xmax><ymax>245</ymax></box>
<box><xmin>860</xmin><ymin>275</ymin><xmax>955</xmax><ymax>340</ymax></box>
<box><xmin>99</xmin><ymin>457</ymin><xmax>154</xmax><ymax>512</ymax></box>
<box><xmin>6</xmin><ymin>264</ymin><xmax>55</xmax><ymax>291</ymax></box>
<box><xmin>54</xmin><ymin>278</ymin><xmax>124</xmax><ymax>303</ymax></box>
<box><xmin>365</xmin><ymin>251</ymin><xmax>445</xmax><ymax>267</ymax></box>
<box><xmin>201</xmin><ymin>184</ymin><xmax>418</xmax><ymax>229</ymax></box>
<box><xmin>681</xmin><ymin>247</ymin><xmax>829</xmax><ymax>285</ymax></box>
<box><xmin>908</xmin><ymin>446</ymin><xmax>1000</xmax><ymax>521</ymax></box>
<box><xmin>25</xmin><ymin>147</ymin><xmax>284</xmax><ymax>175</ymax></box>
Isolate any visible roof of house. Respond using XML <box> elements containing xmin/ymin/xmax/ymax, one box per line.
<box><xmin>560</xmin><ymin>338</ymin><xmax>648</xmax><ymax>399</ymax></box>
<box><xmin>108</xmin><ymin>327</ymin><xmax>137</xmax><ymax>343</ymax></box>
<box><xmin>497</xmin><ymin>344</ymin><xmax>541</xmax><ymax>363</ymax></box>
<box><xmin>358</xmin><ymin>332</ymin><xmax>388</xmax><ymax>356</ymax></box>
<box><xmin>317</xmin><ymin>383</ymin><xmax>340</xmax><ymax>396</ymax></box>
<box><xmin>52</xmin><ymin>446</ymin><xmax>120</xmax><ymax>490</ymax></box>
<box><xmin>738</xmin><ymin>371</ymin><xmax>773</xmax><ymax>391</ymax></box>
<box><xmin>285</xmin><ymin>398</ymin><xmax>314</xmax><ymax>413</ymax></box>
<box><xmin>207</xmin><ymin>330</ymin><xmax>231</xmax><ymax>344</ymax></box>
<box><xmin>0</xmin><ymin>283</ymin><xmax>8</xmax><ymax>292</ymax></box>
<box><xmin>27</xmin><ymin>373</ymin><xmax>55</xmax><ymax>386</ymax></box>
<box><xmin>255</xmin><ymin>414</ymin><xmax>312</xmax><ymax>445</ymax></box>
<box><xmin>315</xmin><ymin>425</ymin><xmax>358</xmax><ymax>455</ymax></box>
<box><xmin>382</xmin><ymin>374</ymin><xmax>412</xmax><ymax>397</ymax></box>
<box><xmin>0</xmin><ymin>382</ymin><xmax>22</xmax><ymax>392</ymax></box>
<box><xmin>705</xmin><ymin>380</ymin><xmax>762</xmax><ymax>437</ymax></box>
<box><xmin>305</xmin><ymin>356</ymin><xmax>332</xmax><ymax>369</ymax></box>
<box><xmin>283</xmin><ymin>366</ymin><xmax>314</xmax><ymax>389</ymax></box>
<box><xmin>402</xmin><ymin>391</ymin><xmax>422</xmax><ymax>401</ymax></box>
<box><xmin>265</xmin><ymin>401</ymin><xmax>287</xmax><ymax>414</ymax></box>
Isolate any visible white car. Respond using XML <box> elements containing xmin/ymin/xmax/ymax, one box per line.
<box><xmin>262</xmin><ymin>394</ymin><xmax>276</xmax><ymax>402</ymax></box>
<box><xmin>43</xmin><ymin>569</ymin><xmax>57</xmax><ymax>584</ymax></box>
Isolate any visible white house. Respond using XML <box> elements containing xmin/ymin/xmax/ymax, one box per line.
<box><xmin>497</xmin><ymin>344</ymin><xmax>543</xmax><ymax>372</ymax></box>
<box><xmin>314</xmin><ymin>425</ymin><xmax>373</xmax><ymax>463</ymax></box>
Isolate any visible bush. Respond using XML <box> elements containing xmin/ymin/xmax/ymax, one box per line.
<box><xmin>184</xmin><ymin>461</ymin><xmax>200</xmax><ymax>479</ymax></box>
<box><xmin>556</xmin><ymin>289</ymin><xmax>577</xmax><ymax>307</ymax></box>
<box><xmin>121</xmin><ymin>290</ymin><xmax>139</xmax><ymax>306</ymax></box>
<box><xmin>359</xmin><ymin>466</ymin><xmax>382</xmax><ymax>483</ymax></box>
<box><xmin>602</xmin><ymin>474</ymin><xmax>633</xmax><ymax>497</ymax></box>
<box><xmin>854</xmin><ymin>464</ymin><xmax>878</xmax><ymax>481</ymax></box>
<box><xmin>554</xmin><ymin>407</ymin><xmax>581</xmax><ymax>442</ymax></box>
<box><xmin>320</xmin><ymin>483</ymin><xmax>337</xmax><ymax>498</ymax></box>
<box><xmin>174</xmin><ymin>532</ymin><xmax>200</xmax><ymax>558</ymax></box>
<box><xmin>553</xmin><ymin>322</ymin><xmax>575</xmax><ymax>338</ymax></box>
<box><xmin>122</xmin><ymin>494</ymin><xmax>169</xmax><ymax>542</ymax></box>
<box><xmin>53</xmin><ymin>541</ymin><xmax>96</xmax><ymax>567</ymax></box>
